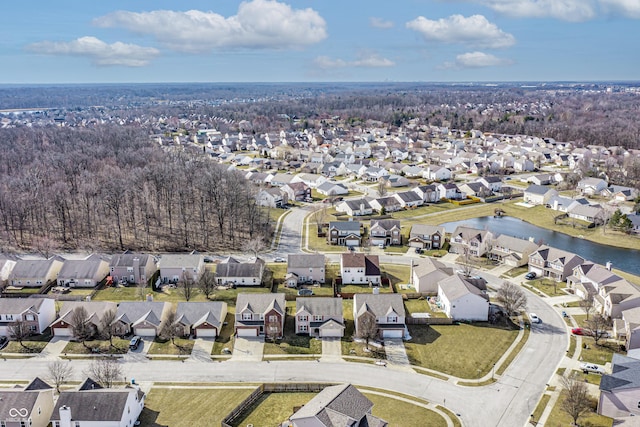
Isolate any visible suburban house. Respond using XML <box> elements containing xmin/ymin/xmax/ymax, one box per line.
<box><xmin>412</xmin><ymin>257</ymin><xmax>454</xmax><ymax>294</ymax></box>
<box><xmin>111</xmin><ymin>301</ymin><xmax>170</xmax><ymax>337</ymax></box>
<box><xmin>335</xmin><ymin>199</ymin><xmax>373</xmax><ymax>216</ymax></box>
<box><xmin>57</xmin><ymin>254</ymin><xmax>110</xmax><ymax>288</ymax></box>
<box><xmin>288</xmin><ymin>383</ymin><xmax>387</xmax><ymax>427</ymax></box>
<box><xmin>449</xmin><ymin>226</ymin><xmax>494</xmax><ymax>257</ymax></box>
<box><xmin>413</xmin><ymin>184</ymin><xmax>438</xmax><ymax>202</ymax></box>
<box><xmin>215</xmin><ymin>257</ymin><xmax>266</xmax><ymax>286</ymax></box>
<box><xmin>620</xmin><ymin>307</ymin><xmax>640</xmax><ymax>351</ymax></box>
<box><xmin>424</xmin><ymin>165</ymin><xmax>451</xmax><ymax>181</ymax></box>
<box><xmin>528</xmin><ymin>245</ymin><xmax>585</xmax><ymax>282</ymax></box>
<box><xmin>175</xmin><ymin>301</ymin><xmax>228</xmax><ymax>338</ymax></box>
<box><xmin>0</xmin><ymin>298</ymin><xmax>56</xmax><ymax>337</ymax></box>
<box><xmin>295</xmin><ymin>297</ymin><xmax>344</xmax><ymax>338</ymax></box>
<box><xmin>598</xmin><ymin>354</ymin><xmax>640</xmax><ymax>418</ymax></box>
<box><xmin>0</xmin><ymin>378</ymin><xmax>55</xmax><ymax>427</ymax></box>
<box><xmin>256</xmin><ymin>188</ymin><xmax>288</xmax><ymax>208</ymax></box>
<box><xmin>282</xmin><ymin>182</ymin><xmax>312</xmax><ymax>202</ymax></box>
<box><xmin>369</xmin><ymin>196</ymin><xmax>403</xmax><ymax>213</ymax></box>
<box><xmin>50</xmin><ymin>301</ymin><xmax>117</xmax><ymax>337</ymax></box>
<box><xmin>158</xmin><ymin>253</ymin><xmax>204</xmax><ymax>284</ymax></box>
<box><xmin>523</xmin><ymin>184</ymin><xmax>558</xmax><ymax>205</ymax></box>
<box><xmin>488</xmin><ymin>235</ymin><xmax>539</xmax><ymax>267</ymax></box>
<box><xmin>109</xmin><ymin>252</ymin><xmax>157</xmax><ymax>285</ymax></box>
<box><xmin>577</xmin><ymin>177</ymin><xmax>608</xmax><ymax>196</ymax></box>
<box><xmin>458</xmin><ymin>182</ymin><xmax>491</xmax><ymax>198</ymax></box>
<box><xmin>437</xmin><ymin>275</ymin><xmax>489</xmax><ymax>321</ymax></box>
<box><xmin>316</xmin><ymin>181</ymin><xmax>349</xmax><ymax>196</ymax></box>
<box><xmin>437</xmin><ymin>183</ymin><xmax>463</xmax><ymax>200</ymax></box>
<box><xmin>9</xmin><ymin>257</ymin><xmax>64</xmax><ymax>288</ymax></box>
<box><xmin>286</xmin><ymin>254</ymin><xmax>325</xmax><ymax>286</ymax></box>
<box><xmin>369</xmin><ymin>219</ymin><xmax>402</xmax><ymax>247</ymax></box>
<box><xmin>477</xmin><ymin>176</ymin><xmax>503</xmax><ymax>193</ymax></box>
<box><xmin>628</xmin><ymin>214</ymin><xmax>640</xmax><ymax>235</ymax></box>
<box><xmin>598</xmin><ymin>280</ymin><xmax>640</xmax><ymax>320</ymax></box>
<box><xmin>51</xmin><ymin>384</ymin><xmax>145</xmax><ymax>427</ymax></box>
<box><xmin>340</xmin><ymin>253</ymin><xmax>381</xmax><ymax>285</ymax></box>
<box><xmin>353</xmin><ymin>293</ymin><xmax>406</xmax><ymax>339</ymax></box>
<box><xmin>235</xmin><ymin>293</ymin><xmax>286</xmax><ymax>338</ymax></box>
<box><xmin>327</xmin><ymin>221</ymin><xmax>362</xmax><ymax>247</ymax></box>
<box><xmin>567</xmin><ymin>203</ymin><xmax>604</xmax><ymax>224</ymax></box>
<box><xmin>408</xmin><ymin>224</ymin><xmax>446</xmax><ymax>250</ymax></box>
<box><xmin>566</xmin><ymin>262</ymin><xmax>623</xmax><ymax>299</ymax></box>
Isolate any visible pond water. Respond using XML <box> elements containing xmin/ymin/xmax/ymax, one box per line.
<box><xmin>440</xmin><ymin>216</ymin><xmax>640</xmax><ymax>276</ymax></box>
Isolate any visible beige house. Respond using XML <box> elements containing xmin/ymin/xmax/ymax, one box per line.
<box><xmin>287</xmin><ymin>254</ymin><xmax>325</xmax><ymax>285</ymax></box>
<box><xmin>353</xmin><ymin>294</ymin><xmax>405</xmax><ymax>339</ymax></box>
<box><xmin>295</xmin><ymin>297</ymin><xmax>344</xmax><ymax>338</ymax></box>
<box><xmin>57</xmin><ymin>254</ymin><xmax>110</xmax><ymax>288</ymax></box>
<box><xmin>0</xmin><ymin>378</ymin><xmax>55</xmax><ymax>427</ymax></box>
<box><xmin>488</xmin><ymin>235</ymin><xmax>539</xmax><ymax>267</ymax></box>
<box><xmin>598</xmin><ymin>354</ymin><xmax>640</xmax><ymax>418</ymax></box>
<box><xmin>109</xmin><ymin>253</ymin><xmax>157</xmax><ymax>285</ymax></box>
<box><xmin>9</xmin><ymin>257</ymin><xmax>63</xmax><ymax>287</ymax></box>
<box><xmin>158</xmin><ymin>253</ymin><xmax>204</xmax><ymax>284</ymax></box>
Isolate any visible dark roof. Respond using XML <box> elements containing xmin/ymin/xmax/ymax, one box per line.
<box><xmin>109</xmin><ymin>253</ymin><xmax>152</xmax><ymax>268</ymax></box>
<box><xmin>51</xmin><ymin>390</ymin><xmax>137</xmax><ymax>421</ymax></box>
<box><xmin>288</xmin><ymin>254</ymin><xmax>325</xmax><ymax>269</ymax></box>
<box><xmin>600</xmin><ymin>354</ymin><xmax>640</xmax><ymax>392</ymax></box>
<box><xmin>0</xmin><ymin>390</ymin><xmax>41</xmax><ymax>419</ymax></box>
<box><xmin>25</xmin><ymin>377</ymin><xmax>52</xmax><ymax>391</ymax></box>
<box><xmin>78</xmin><ymin>378</ymin><xmax>103</xmax><ymax>391</ymax></box>
<box><xmin>370</xmin><ymin>219</ymin><xmax>400</xmax><ymax>232</ymax></box>
<box><xmin>216</xmin><ymin>258</ymin><xmax>265</xmax><ymax>278</ymax></box>
<box><xmin>329</xmin><ymin>221</ymin><xmax>361</xmax><ymax>232</ymax></box>
<box><xmin>525</xmin><ymin>184</ymin><xmax>553</xmax><ymax>195</ymax></box>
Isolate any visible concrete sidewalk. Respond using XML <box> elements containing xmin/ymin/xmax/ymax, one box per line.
<box><xmin>188</xmin><ymin>338</ymin><xmax>215</xmax><ymax>362</ymax></box>
<box><xmin>37</xmin><ymin>337</ymin><xmax>68</xmax><ymax>360</ymax></box>
<box><xmin>231</xmin><ymin>337</ymin><xmax>264</xmax><ymax>362</ymax></box>
<box><xmin>320</xmin><ymin>338</ymin><xmax>342</xmax><ymax>362</ymax></box>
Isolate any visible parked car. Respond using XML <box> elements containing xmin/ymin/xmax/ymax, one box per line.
<box><xmin>529</xmin><ymin>313</ymin><xmax>541</xmax><ymax>323</ymax></box>
<box><xmin>297</xmin><ymin>289</ymin><xmax>313</xmax><ymax>296</ymax></box>
<box><xmin>129</xmin><ymin>336</ymin><xmax>142</xmax><ymax>351</ymax></box>
<box><xmin>0</xmin><ymin>336</ymin><xmax>7</xmax><ymax>350</ymax></box>
<box><xmin>525</xmin><ymin>272</ymin><xmax>537</xmax><ymax>280</ymax></box>
<box><xmin>415</xmin><ymin>247</ymin><xmax>423</xmax><ymax>254</ymax></box>
<box><xmin>571</xmin><ymin>327</ymin><xmax>585</xmax><ymax>335</ymax></box>
<box><xmin>203</xmin><ymin>256</ymin><xmax>214</xmax><ymax>263</ymax></box>
<box><xmin>572</xmin><ymin>327</ymin><xmax>610</xmax><ymax>338</ymax></box>
<box><xmin>580</xmin><ymin>363</ymin><xmax>606</xmax><ymax>374</ymax></box>
<box><xmin>378</xmin><ymin>243</ymin><xmax>385</xmax><ymax>249</ymax></box>
<box><xmin>273</xmin><ymin>257</ymin><xmax>286</xmax><ymax>263</ymax></box>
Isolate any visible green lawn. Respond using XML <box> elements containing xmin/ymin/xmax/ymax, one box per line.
<box><xmin>148</xmin><ymin>338</ymin><xmax>194</xmax><ymax>355</ymax></box>
<box><xmin>277</xmin><ymin>283</ymin><xmax>334</xmax><ymax>297</ymax></box>
<box><xmin>568</xmin><ymin>335</ymin><xmax>578</xmax><ymax>358</ymax></box>
<box><xmin>404</xmin><ymin>321</ymin><xmax>519</xmax><ymax>378</ymax></box>
<box><xmin>62</xmin><ymin>338</ymin><xmax>129</xmax><ymax>354</ymax></box>
<box><xmin>263</xmin><ymin>316</ymin><xmax>322</xmax><ymax>355</ymax></box>
<box><xmin>530</xmin><ymin>393</ymin><xmax>551</xmax><ymax>424</ymax></box>
<box><xmin>211</xmin><ymin>312</ymin><xmax>235</xmax><ymax>355</ymax></box>
<box><xmin>525</xmin><ymin>278</ymin><xmax>567</xmax><ymax>296</ymax></box>
<box><xmin>579</xmin><ymin>338</ymin><xmax>617</xmax><ymax>365</ymax></box>
<box><xmin>139</xmin><ymin>388</ymin><xmax>253</xmax><ymax>427</ymax></box>
<box><xmin>234</xmin><ymin>392</ymin><xmax>315</xmax><ymax>427</ymax></box>
<box><xmin>570</xmin><ymin>369</ymin><xmax>602</xmax><ymax>386</ymax></box>
<box><xmin>381</xmin><ymin>264</ymin><xmax>411</xmax><ymax>285</ymax></box>
<box><xmin>364</xmin><ymin>392</ymin><xmax>447</xmax><ymax>427</ymax></box>
<box><xmin>403</xmin><ymin>298</ymin><xmax>447</xmax><ymax>318</ymax></box>
<box><xmin>502</xmin><ymin>266</ymin><xmax>529</xmax><ymax>278</ymax></box>
<box><xmin>545</xmin><ymin>393</ymin><xmax>613</xmax><ymax>427</ymax></box>
<box><xmin>3</xmin><ymin>340</ymin><xmax>49</xmax><ymax>354</ymax></box>
<box><xmin>339</xmin><ymin>284</ymin><xmax>393</xmax><ymax>294</ymax></box>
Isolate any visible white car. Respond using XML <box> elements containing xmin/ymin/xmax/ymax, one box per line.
<box><xmin>580</xmin><ymin>363</ymin><xmax>605</xmax><ymax>374</ymax></box>
<box><xmin>529</xmin><ymin>313</ymin><xmax>541</xmax><ymax>323</ymax></box>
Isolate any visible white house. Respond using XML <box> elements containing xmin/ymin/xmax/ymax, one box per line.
<box><xmin>353</xmin><ymin>293</ymin><xmax>406</xmax><ymax>339</ymax></box>
<box><xmin>437</xmin><ymin>275</ymin><xmax>489</xmax><ymax>321</ymax></box>
<box><xmin>340</xmin><ymin>253</ymin><xmax>380</xmax><ymax>285</ymax></box>
<box><xmin>0</xmin><ymin>298</ymin><xmax>56</xmax><ymax>337</ymax></box>
<box><xmin>335</xmin><ymin>199</ymin><xmax>373</xmax><ymax>216</ymax></box>
<box><xmin>423</xmin><ymin>166</ymin><xmax>451</xmax><ymax>181</ymax></box>
<box><xmin>523</xmin><ymin>185</ymin><xmax>558</xmax><ymax>206</ymax></box>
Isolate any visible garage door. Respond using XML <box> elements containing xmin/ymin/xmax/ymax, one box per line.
<box><xmin>196</xmin><ymin>328</ymin><xmax>217</xmax><ymax>338</ymax></box>
<box><xmin>237</xmin><ymin>328</ymin><xmax>258</xmax><ymax>337</ymax></box>
<box><xmin>53</xmin><ymin>327</ymin><xmax>73</xmax><ymax>337</ymax></box>
<box><xmin>370</xmin><ymin>238</ymin><xmax>385</xmax><ymax>246</ymax></box>
<box><xmin>408</xmin><ymin>241</ymin><xmax>422</xmax><ymax>248</ymax></box>
<box><xmin>345</xmin><ymin>238</ymin><xmax>359</xmax><ymax>247</ymax></box>
<box><xmin>382</xmin><ymin>329</ymin><xmax>403</xmax><ymax>338</ymax></box>
<box><xmin>135</xmin><ymin>328</ymin><xmax>156</xmax><ymax>337</ymax></box>
<box><xmin>319</xmin><ymin>328</ymin><xmax>343</xmax><ymax>338</ymax></box>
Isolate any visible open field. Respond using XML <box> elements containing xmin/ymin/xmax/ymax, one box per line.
<box><xmin>404</xmin><ymin>321</ymin><xmax>519</xmax><ymax>378</ymax></box>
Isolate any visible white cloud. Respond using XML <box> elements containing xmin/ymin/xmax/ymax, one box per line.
<box><xmin>406</xmin><ymin>14</ymin><xmax>515</xmax><ymax>48</ymax></box>
<box><xmin>26</xmin><ymin>36</ymin><xmax>159</xmax><ymax>67</ymax></box>
<box><xmin>471</xmin><ymin>0</ymin><xmax>597</xmax><ymax>22</ymax></box>
<box><xmin>370</xmin><ymin>17</ymin><xmax>395</xmax><ymax>29</ymax></box>
<box><xmin>313</xmin><ymin>53</ymin><xmax>395</xmax><ymax>70</ymax></box>
<box><xmin>600</xmin><ymin>0</ymin><xmax>640</xmax><ymax>18</ymax></box>
<box><xmin>442</xmin><ymin>51</ymin><xmax>513</xmax><ymax>69</ymax></box>
<box><xmin>93</xmin><ymin>0</ymin><xmax>327</xmax><ymax>53</ymax></box>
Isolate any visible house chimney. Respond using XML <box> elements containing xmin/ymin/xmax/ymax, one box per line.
<box><xmin>606</xmin><ymin>261</ymin><xmax>612</xmax><ymax>271</ymax></box>
<box><xmin>59</xmin><ymin>405</ymin><xmax>72</xmax><ymax>427</ymax></box>
<box><xmin>146</xmin><ymin>293</ymin><xmax>153</xmax><ymax>302</ymax></box>
<box><xmin>132</xmin><ymin>257</ymin><xmax>140</xmax><ymax>283</ymax></box>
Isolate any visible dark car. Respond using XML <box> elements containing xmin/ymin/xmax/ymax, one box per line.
<box><xmin>525</xmin><ymin>272</ymin><xmax>537</xmax><ymax>280</ymax></box>
<box><xmin>0</xmin><ymin>336</ymin><xmax>7</xmax><ymax>350</ymax></box>
<box><xmin>415</xmin><ymin>247</ymin><xmax>423</xmax><ymax>254</ymax></box>
<box><xmin>129</xmin><ymin>336</ymin><xmax>142</xmax><ymax>351</ymax></box>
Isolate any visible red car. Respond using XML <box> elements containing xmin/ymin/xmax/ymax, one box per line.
<box><xmin>571</xmin><ymin>327</ymin><xmax>585</xmax><ymax>335</ymax></box>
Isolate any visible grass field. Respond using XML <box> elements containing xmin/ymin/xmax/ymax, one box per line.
<box><xmin>525</xmin><ymin>278</ymin><xmax>567</xmax><ymax>296</ymax></box>
<box><xmin>62</xmin><ymin>338</ymin><xmax>129</xmax><ymax>354</ymax></box>
<box><xmin>404</xmin><ymin>321</ymin><xmax>519</xmax><ymax>378</ymax></box>
<box><xmin>148</xmin><ymin>338</ymin><xmax>194</xmax><ymax>355</ymax></box>
<box><xmin>140</xmin><ymin>388</ymin><xmax>253</xmax><ymax>427</ymax></box>
<box><xmin>579</xmin><ymin>338</ymin><xmax>617</xmax><ymax>365</ymax></box>
<box><xmin>211</xmin><ymin>312</ymin><xmax>235</xmax><ymax>355</ymax></box>
<box><xmin>545</xmin><ymin>393</ymin><xmax>613</xmax><ymax>427</ymax></box>
<box><xmin>263</xmin><ymin>316</ymin><xmax>322</xmax><ymax>355</ymax></box>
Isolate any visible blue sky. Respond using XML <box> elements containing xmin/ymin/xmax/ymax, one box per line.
<box><xmin>1</xmin><ymin>0</ymin><xmax>639</xmax><ymax>83</ymax></box>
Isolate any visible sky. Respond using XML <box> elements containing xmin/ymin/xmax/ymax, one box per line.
<box><xmin>1</xmin><ymin>0</ymin><xmax>639</xmax><ymax>83</ymax></box>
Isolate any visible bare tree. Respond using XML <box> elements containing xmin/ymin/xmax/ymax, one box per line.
<box><xmin>159</xmin><ymin>311</ymin><xmax>182</xmax><ymax>346</ymax></box>
<box><xmin>242</xmin><ymin>239</ymin><xmax>266</xmax><ymax>259</ymax></box>
<box><xmin>459</xmin><ymin>248</ymin><xmax>475</xmax><ymax>278</ymax></box>
<box><xmin>376</xmin><ymin>179</ymin><xmax>388</xmax><ymax>198</ymax></box>
<box><xmin>264</xmin><ymin>314</ymin><xmax>282</xmax><ymax>342</ymax></box>
<box><xmin>585</xmin><ymin>313</ymin><xmax>610</xmax><ymax>346</ymax></box>
<box><xmin>560</xmin><ymin>376</ymin><xmax>592</xmax><ymax>426</ymax></box>
<box><xmin>179</xmin><ymin>271</ymin><xmax>197</xmax><ymax>302</ymax></box>
<box><xmin>198</xmin><ymin>269</ymin><xmax>216</xmax><ymax>300</ymax></box>
<box><xmin>84</xmin><ymin>357</ymin><xmax>123</xmax><ymax>388</ymax></box>
<box><xmin>47</xmin><ymin>360</ymin><xmax>73</xmax><ymax>393</ymax></box>
<box><xmin>495</xmin><ymin>281</ymin><xmax>527</xmax><ymax>317</ymax></box>
<box><xmin>313</xmin><ymin>205</ymin><xmax>327</xmax><ymax>233</ymax></box>
<box><xmin>8</xmin><ymin>320</ymin><xmax>32</xmax><ymax>350</ymax></box>
<box><xmin>579</xmin><ymin>295</ymin><xmax>595</xmax><ymax>321</ymax></box>
<box><xmin>71</xmin><ymin>306</ymin><xmax>95</xmax><ymax>350</ymax></box>
<box><xmin>100</xmin><ymin>309</ymin><xmax>118</xmax><ymax>348</ymax></box>
<box><xmin>356</xmin><ymin>312</ymin><xmax>379</xmax><ymax>351</ymax></box>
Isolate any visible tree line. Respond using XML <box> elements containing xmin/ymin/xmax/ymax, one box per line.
<box><xmin>0</xmin><ymin>126</ymin><xmax>271</xmax><ymax>253</ymax></box>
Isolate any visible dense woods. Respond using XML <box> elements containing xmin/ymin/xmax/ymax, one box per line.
<box><xmin>0</xmin><ymin>127</ymin><xmax>271</xmax><ymax>253</ymax></box>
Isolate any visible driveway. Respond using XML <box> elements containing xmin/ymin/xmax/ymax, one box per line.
<box><xmin>320</xmin><ymin>338</ymin><xmax>342</xmax><ymax>362</ymax></box>
<box><xmin>38</xmin><ymin>337</ymin><xmax>68</xmax><ymax>360</ymax></box>
<box><xmin>383</xmin><ymin>339</ymin><xmax>411</xmax><ymax>371</ymax></box>
<box><xmin>231</xmin><ymin>337</ymin><xmax>264</xmax><ymax>362</ymax></box>
<box><xmin>189</xmin><ymin>338</ymin><xmax>215</xmax><ymax>362</ymax></box>
<box><xmin>123</xmin><ymin>337</ymin><xmax>152</xmax><ymax>362</ymax></box>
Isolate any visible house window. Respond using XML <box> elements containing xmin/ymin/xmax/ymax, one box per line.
<box><xmin>29</xmin><ymin>325</ymin><xmax>37</xmax><ymax>332</ymax></box>
<box><xmin>268</xmin><ymin>315</ymin><xmax>278</xmax><ymax>323</ymax></box>
<box><xmin>300</xmin><ymin>324</ymin><xmax>307</xmax><ymax>332</ymax></box>
<box><xmin>387</xmin><ymin>316</ymin><xmax>398</xmax><ymax>323</ymax></box>
<box><xmin>242</xmin><ymin>313</ymin><xmax>252</xmax><ymax>321</ymax></box>
<box><xmin>6</xmin><ymin>315</ymin><xmax>13</xmax><ymax>321</ymax></box>
<box><xmin>25</xmin><ymin>314</ymin><xmax>35</xmax><ymax>321</ymax></box>
<box><xmin>299</xmin><ymin>316</ymin><xmax>308</xmax><ymax>322</ymax></box>
<box><xmin>75</xmin><ymin>422</ymin><xmax>80</xmax><ymax>427</ymax></box>
<box><xmin>313</xmin><ymin>315</ymin><xmax>323</xmax><ymax>322</ymax></box>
